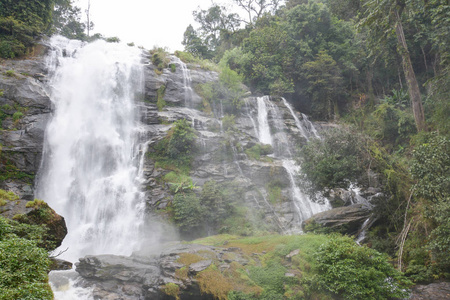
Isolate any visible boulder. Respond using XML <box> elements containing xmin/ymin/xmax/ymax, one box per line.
<box><xmin>304</xmin><ymin>203</ymin><xmax>372</xmax><ymax>234</ymax></box>
<box><xmin>75</xmin><ymin>242</ymin><xmax>249</xmax><ymax>300</ymax></box>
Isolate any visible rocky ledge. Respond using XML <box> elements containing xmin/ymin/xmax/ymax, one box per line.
<box><xmin>75</xmin><ymin>242</ymin><xmax>251</xmax><ymax>300</ymax></box>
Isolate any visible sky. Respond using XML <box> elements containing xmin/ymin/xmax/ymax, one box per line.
<box><xmin>74</xmin><ymin>0</ymin><xmax>225</xmax><ymax>52</ymax></box>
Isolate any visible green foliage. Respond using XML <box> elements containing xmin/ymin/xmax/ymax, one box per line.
<box><xmin>52</xmin><ymin>0</ymin><xmax>87</xmax><ymax>40</ymax></box>
<box><xmin>12</xmin><ymin>111</ymin><xmax>23</xmax><ymax>122</ymax></box>
<box><xmin>315</xmin><ymin>235</ymin><xmax>412</xmax><ymax>300</ymax></box>
<box><xmin>156</xmin><ymin>84</ymin><xmax>166</xmax><ymax>111</ymax></box>
<box><xmin>149</xmin><ymin>119</ymin><xmax>196</xmax><ymax>171</ymax></box>
<box><xmin>303</xmin><ymin>51</ymin><xmax>344</xmax><ymax>119</ymax></box>
<box><xmin>105</xmin><ymin>36</ymin><xmax>120</xmax><ymax>43</ymax></box>
<box><xmin>0</xmin><ymin>216</ymin><xmax>52</xmax><ymax>300</ymax></box>
<box><xmin>173</xmin><ymin>192</ymin><xmax>203</xmax><ymax>235</ymax></box>
<box><xmin>150</xmin><ymin>47</ymin><xmax>170</xmax><ymax>74</ymax></box>
<box><xmin>4</xmin><ymin>69</ymin><xmax>15</xmax><ymax>77</ymax></box>
<box><xmin>411</xmin><ymin>133</ymin><xmax>449</xmax><ymax>202</ymax></box>
<box><xmin>409</xmin><ymin>133</ymin><xmax>450</xmax><ymax>277</ymax></box>
<box><xmin>298</xmin><ymin>127</ymin><xmax>368</xmax><ymax>192</ymax></box>
<box><xmin>0</xmin><ymin>0</ymin><xmax>54</xmax><ymax>58</ymax></box>
<box><xmin>160</xmin><ymin>283</ymin><xmax>180</xmax><ymax>300</ymax></box>
<box><xmin>0</xmin><ymin>188</ymin><xmax>19</xmax><ymax>206</ymax></box>
<box><xmin>245</xmin><ymin>144</ymin><xmax>273</xmax><ymax>161</ymax></box>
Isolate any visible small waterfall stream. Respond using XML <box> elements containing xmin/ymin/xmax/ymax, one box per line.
<box><xmin>254</xmin><ymin>96</ymin><xmax>330</xmax><ymax>230</ymax></box>
<box><xmin>173</xmin><ymin>57</ymin><xmax>194</xmax><ymax>107</ymax></box>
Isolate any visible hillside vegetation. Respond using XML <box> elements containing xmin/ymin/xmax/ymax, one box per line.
<box><xmin>182</xmin><ymin>0</ymin><xmax>449</xmax><ymax>283</ymax></box>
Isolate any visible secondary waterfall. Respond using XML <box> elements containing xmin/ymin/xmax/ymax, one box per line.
<box><xmin>255</xmin><ymin>96</ymin><xmax>330</xmax><ymax>229</ymax></box>
<box><xmin>36</xmin><ymin>36</ymin><xmax>146</xmax><ymax>262</ymax></box>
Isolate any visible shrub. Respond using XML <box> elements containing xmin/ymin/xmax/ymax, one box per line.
<box><xmin>0</xmin><ymin>217</ymin><xmax>52</xmax><ymax>300</ymax></box>
<box><xmin>297</xmin><ymin>127</ymin><xmax>369</xmax><ymax>192</ymax></box>
<box><xmin>173</xmin><ymin>192</ymin><xmax>203</xmax><ymax>234</ymax></box>
<box><xmin>150</xmin><ymin>47</ymin><xmax>170</xmax><ymax>74</ymax></box>
<box><xmin>150</xmin><ymin>119</ymin><xmax>196</xmax><ymax>171</ymax></box>
<box><xmin>315</xmin><ymin>235</ymin><xmax>412</xmax><ymax>300</ymax></box>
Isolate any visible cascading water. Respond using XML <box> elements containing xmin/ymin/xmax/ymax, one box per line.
<box><xmin>173</xmin><ymin>57</ymin><xmax>194</xmax><ymax>107</ymax></box>
<box><xmin>254</xmin><ymin>96</ymin><xmax>330</xmax><ymax>230</ymax></box>
<box><xmin>36</xmin><ymin>36</ymin><xmax>146</xmax><ymax>262</ymax></box>
<box><xmin>282</xmin><ymin>97</ymin><xmax>322</xmax><ymax>140</ymax></box>
<box><xmin>257</xmin><ymin>96</ymin><xmax>273</xmax><ymax>146</ymax></box>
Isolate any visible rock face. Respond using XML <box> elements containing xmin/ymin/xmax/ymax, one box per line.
<box><xmin>75</xmin><ymin>243</ymin><xmax>249</xmax><ymax>300</ymax></box>
<box><xmin>0</xmin><ymin>44</ymin><xmax>52</xmax><ymax>199</ymax></box>
<box><xmin>409</xmin><ymin>281</ymin><xmax>450</xmax><ymax>300</ymax></box>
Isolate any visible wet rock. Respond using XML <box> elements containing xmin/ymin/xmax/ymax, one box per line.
<box><xmin>410</xmin><ymin>281</ymin><xmax>450</xmax><ymax>300</ymax></box>
<box><xmin>0</xmin><ymin>55</ymin><xmax>51</xmax><ymax>195</ymax></box>
<box><xmin>304</xmin><ymin>203</ymin><xmax>372</xmax><ymax>234</ymax></box>
<box><xmin>75</xmin><ymin>242</ymin><xmax>249</xmax><ymax>300</ymax></box>
<box><xmin>49</xmin><ymin>258</ymin><xmax>73</xmax><ymax>271</ymax></box>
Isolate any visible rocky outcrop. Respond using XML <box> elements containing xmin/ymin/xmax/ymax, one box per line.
<box><xmin>303</xmin><ymin>203</ymin><xmax>372</xmax><ymax>234</ymax></box>
<box><xmin>75</xmin><ymin>243</ymin><xmax>250</xmax><ymax>300</ymax></box>
<box><xmin>409</xmin><ymin>281</ymin><xmax>450</xmax><ymax>300</ymax></box>
<box><xmin>0</xmin><ymin>49</ymin><xmax>52</xmax><ymax>198</ymax></box>
<box><xmin>0</xmin><ymin>198</ymin><xmax>67</xmax><ymax>250</ymax></box>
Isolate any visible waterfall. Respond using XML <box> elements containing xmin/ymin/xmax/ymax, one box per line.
<box><xmin>282</xmin><ymin>98</ymin><xmax>321</xmax><ymax>140</ymax></box>
<box><xmin>36</xmin><ymin>36</ymin><xmax>146</xmax><ymax>262</ymax></box>
<box><xmin>254</xmin><ymin>96</ymin><xmax>330</xmax><ymax>230</ymax></box>
<box><xmin>257</xmin><ymin>96</ymin><xmax>273</xmax><ymax>146</ymax></box>
<box><xmin>173</xmin><ymin>57</ymin><xmax>194</xmax><ymax>107</ymax></box>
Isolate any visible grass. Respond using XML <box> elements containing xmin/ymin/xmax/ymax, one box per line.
<box><xmin>188</xmin><ymin>233</ymin><xmax>333</xmax><ymax>299</ymax></box>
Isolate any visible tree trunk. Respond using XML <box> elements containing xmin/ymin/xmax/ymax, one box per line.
<box><xmin>394</xmin><ymin>9</ymin><xmax>426</xmax><ymax>131</ymax></box>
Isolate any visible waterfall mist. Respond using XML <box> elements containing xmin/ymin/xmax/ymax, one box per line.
<box><xmin>36</xmin><ymin>36</ymin><xmax>147</xmax><ymax>262</ymax></box>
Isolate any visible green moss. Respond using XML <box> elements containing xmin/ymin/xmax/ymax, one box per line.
<box><xmin>4</xmin><ymin>69</ymin><xmax>15</xmax><ymax>77</ymax></box>
<box><xmin>160</xmin><ymin>282</ymin><xmax>180</xmax><ymax>300</ymax></box>
<box><xmin>12</xmin><ymin>111</ymin><xmax>23</xmax><ymax>122</ymax></box>
<box><xmin>245</xmin><ymin>144</ymin><xmax>273</xmax><ymax>160</ymax></box>
<box><xmin>25</xmin><ymin>199</ymin><xmax>46</xmax><ymax>209</ymax></box>
<box><xmin>0</xmin><ymin>189</ymin><xmax>19</xmax><ymax>206</ymax></box>
<box><xmin>156</xmin><ymin>85</ymin><xmax>167</xmax><ymax>111</ymax></box>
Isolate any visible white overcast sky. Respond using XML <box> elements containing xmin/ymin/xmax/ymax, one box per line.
<box><xmin>74</xmin><ymin>0</ymin><xmax>231</xmax><ymax>52</ymax></box>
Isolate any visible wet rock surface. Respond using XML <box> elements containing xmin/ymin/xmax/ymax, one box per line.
<box><xmin>303</xmin><ymin>203</ymin><xmax>372</xmax><ymax>234</ymax></box>
<box><xmin>0</xmin><ymin>51</ymin><xmax>51</xmax><ymax>196</ymax></box>
<box><xmin>409</xmin><ymin>281</ymin><xmax>450</xmax><ymax>300</ymax></box>
<box><xmin>75</xmin><ymin>243</ymin><xmax>249</xmax><ymax>300</ymax></box>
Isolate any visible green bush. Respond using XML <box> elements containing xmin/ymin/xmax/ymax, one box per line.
<box><xmin>0</xmin><ymin>217</ymin><xmax>52</xmax><ymax>300</ymax></box>
<box><xmin>298</xmin><ymin>127</ymin><xmax>369</xmax><ymax>192</ymax></box>
<box><xmin>315</xmin><ymin>235</ymin><xmax>412</xmax><ymax>300</ymax></box>
<box><xmin>173</xmin><ymin>192</ymin><xmax>203</xmax><ymax>234</ymax></box>
<box><xmin>150</xmin><ymin>119</ymin><xmax>196</xmax><ymax>171</ymax></box>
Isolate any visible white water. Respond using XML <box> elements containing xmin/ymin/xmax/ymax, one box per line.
<box><xmin>257</xmin><ymin>96</ymin><xmax>273</xmax><ymax>145</ymax></box>
<box><xmin>254</xmin><ymin>96</ymin><xmax>330</xmax><ymax>230</ymax></box>
<box><xmin>36</xmin><ymin>36</ymin><xmax>146</xmax><ymax>262</ymax></box>
<box><xmin>174</xmin><ymin>57</ymin><xmax>194</xmax><ymax>107</ymax></box>
<box><xmin>282</xmin><ymin>98</ymin><xmax>321</xmax><ymax>140</ymax></box>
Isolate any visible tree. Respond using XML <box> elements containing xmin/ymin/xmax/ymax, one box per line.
<box><xmin>190</xmin><ymin>4</ymin><xmax>241</xmax><ymax>56</ymax></box>
<box><xmin>360</xmin><ymin>0</ymin><xmax>426</xmax><ymax>131</ymax></box>
<box><xmin>303</xmin><ymin>51</ymin><xmax>344</xmax><ymax>119</ymax></box>
<box><xmin>0</xmin><ymin>0</ymin><xmax>55</xmax><ymax>58</ymax></box>
<box><xmin>182</xmin><ymin>24</ymin><xmax>212</xmax><ymax>58</ymax></box>
<box><xmin>233</xmin><ymin>0</ymin><xmax>281</xmax><ymax>25</ymax></box>
<box><xmin>52</xmin><ymin>0</ymin><xmax>86</xmax><ymax>39</ymax></box>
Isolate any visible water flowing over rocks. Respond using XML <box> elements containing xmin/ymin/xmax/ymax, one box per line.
<box><xmin>1</xmin><ymin>37</ymin><xmax>399</xmax><ymax>298</ymax></box>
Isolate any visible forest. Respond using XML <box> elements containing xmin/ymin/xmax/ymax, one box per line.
<box><xmin>181</xmin><ymin>0</ymin><xmax>449</xmax><ymax>283</ymax></box>
<box><xmin>0</xmin><ymin>0</ymin><xmax>449</xmax><ymax>299</ymax></box>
